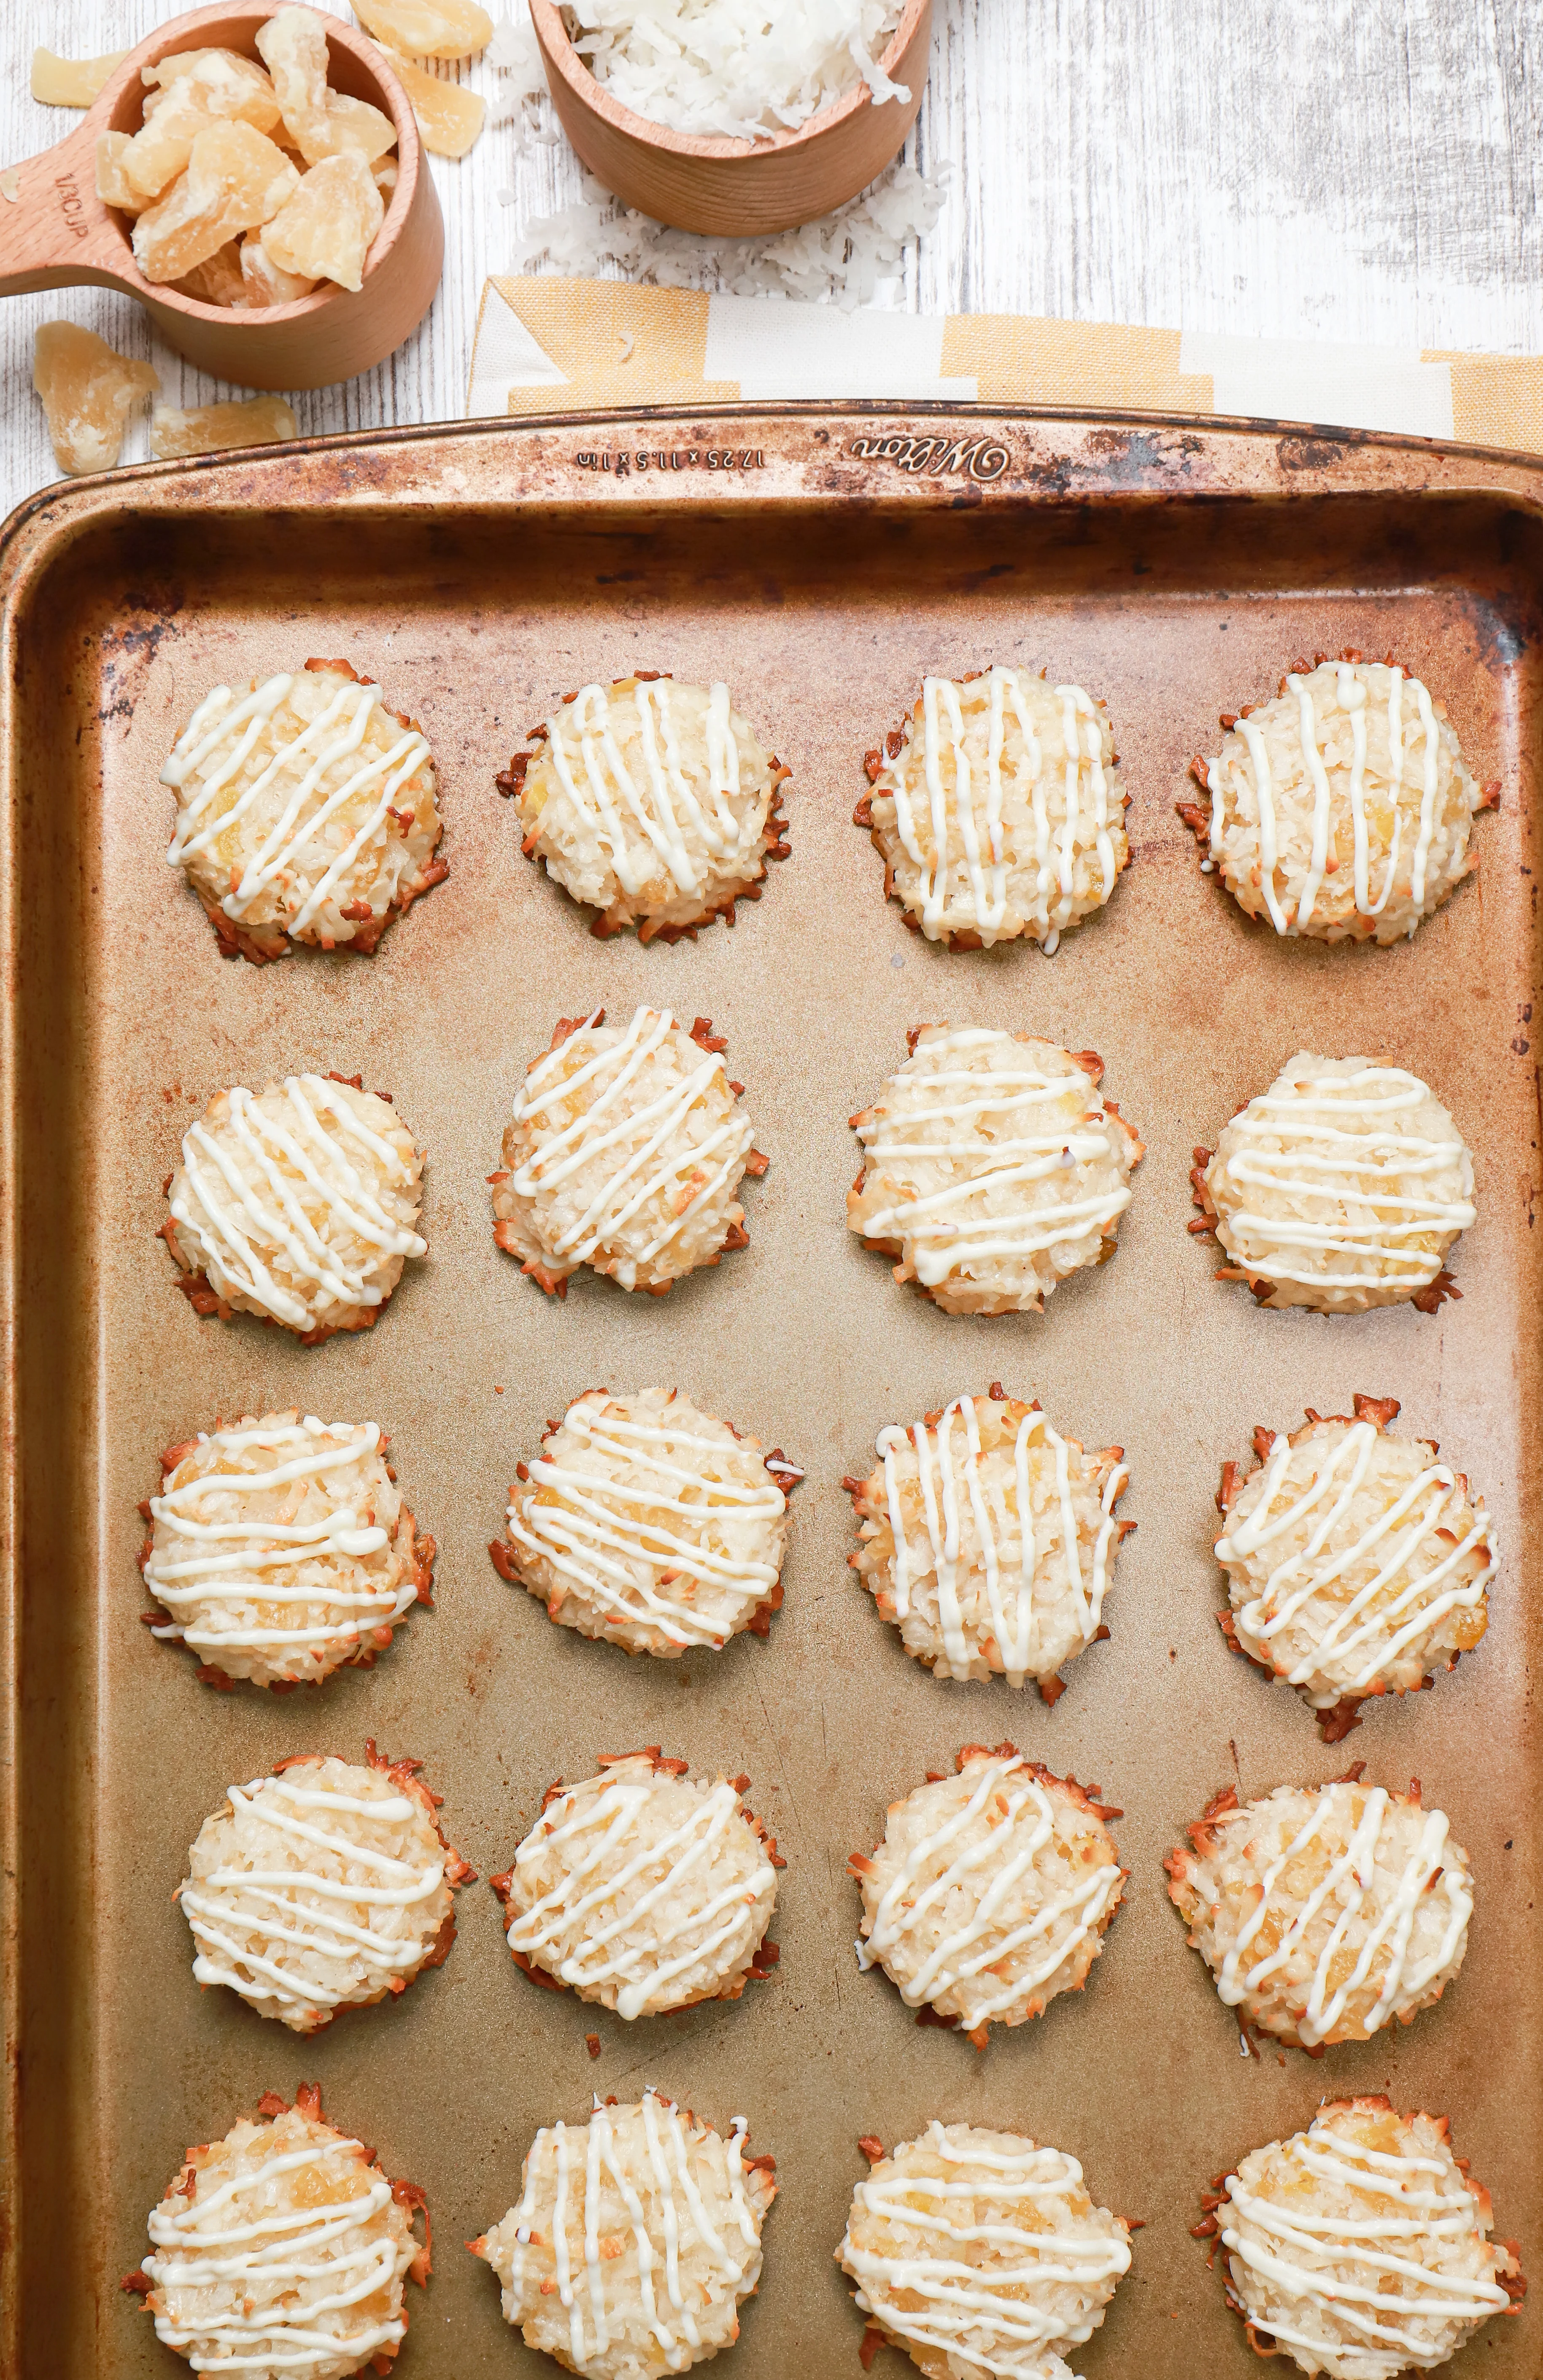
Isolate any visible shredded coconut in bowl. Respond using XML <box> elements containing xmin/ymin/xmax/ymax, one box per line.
<box><xmin>492</xmin><ymin>5</ymin><xmax>944</xmax><ymax>308</ymax></box>
<box><xmin>559</xmin><ymin>2</ymin><xmax>908</xmax><ymax>141</ymax></box>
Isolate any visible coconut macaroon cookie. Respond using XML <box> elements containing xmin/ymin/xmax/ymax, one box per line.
<box><xmin>490</xmin><ymin>1388</ymin><xmax>798</xmax><ymax>1656</ymax></box>
<box><xmin>845</xmin><ymin>1385</ymin><xmax>1130</xmax><ymax>1699</ymax></box>
<box><xmin>162</xmin><ymin>1072</ymin><xmax>428</xmax><ymax>1340</ymax></box>
<box><xmin>491</xmin><ymin>1008</ymin><xmax>765</xmax><ymax>1297</ymax></box>
<box><xmin>1179</xmin><ymin>652</ymin><xmax>1493</xmax><ymax>945</ymax></box>
<box><xmin>127</xmin><ymin>2084</ymin><xmax>429</xmax><ymax>2378</ymax></box>
<box><xmin>839</xmin><ymin>2123</ymin><xmax>1133</xmax><ymax>2380</ymax></box>
<box><xmin>141</xmin><ymin>1412</ymin><xmax>434</xmax><ymax>1690</ymax></box>
<box><xmin>1166</xmin><ymin>1772</ymin><xmax>1473</xmax><ymax>2051</ymax></box>
<box><xmin>857</xmin><ymin>666</ymin><xmax>1131</xmax><ymax>949</ymax></box>
<box><xmin>498</xmin><ymin>674</ymin><xmax>791</xmax><ymax>941</ymax></box>
<box><xmin>1203</xmin><ymin>2098</ymin><xmax>1522</xmax><ymax>2377</ymax></box>
<box><xmin>847</xmin><ymin>1027</ymin><xmax>1143</xmax><ymax>1315</ymax></box>
<box><xmin>163</xmin><ymin>659</ymin><xmax>446</xmax><ymax>962</ymax></box>
<box><xmin>1193</xmin><ymin>1052</ymin><xmax>1475</xmax><ymax>1313</ymax></box>
<box><xmin>1214</xmin><ymin>1395</ymin><xmax>1494</xmax><ymax>1737</ymax></box>
<box><xmin>850</xmin><ymin>1746</ymin><xmax>1125</xmax><ymax>2048</ymax></box>
<box><xmin>179</xmin><ymin>1749</ymin><xmax>473</xmax><ymax>2034</ymax></box>
<box><xmin>492</xmin><ymin>1748</ymin><xmax>782</xmax><ymax>2018</ymax></box>
<box><xmin>471</xmin><ymin>2088</ymin><xmax>776</xmax><ymax>2380</ymax></box>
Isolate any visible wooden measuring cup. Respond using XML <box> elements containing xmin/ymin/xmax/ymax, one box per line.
<box><xmin>0</xmin><ymin>4</ymin><xmax>443</xmax><ymax>391</ymax></box>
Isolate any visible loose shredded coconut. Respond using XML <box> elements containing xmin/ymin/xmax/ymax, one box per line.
<box><xmin>488</xmin><ymin>1</ymin><xmax>943</xmax><ymax>304</ymax></box>
<box><xmin>510</xmin><ymin>159</ymin><xmax>944</xmax><ymax>307</ymax></box>
<box><xmin>488</xmin><ymin>11</ymin><xmax>545</xmax><ymax>74</ymax></box>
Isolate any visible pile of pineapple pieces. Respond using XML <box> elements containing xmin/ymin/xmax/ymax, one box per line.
<box><xmin>27</xmin><ymin>0</ymin><xmax>498</xmax><ymax>477</ymax></box>
<box><xmin>85</xmin><ymin>0</ymin><xmax>494</xmax><ymax>303</ymax></box>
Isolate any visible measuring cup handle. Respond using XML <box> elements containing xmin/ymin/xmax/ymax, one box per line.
<box><xmin>0</xmin><ymin>114</ymin><xmax>136</xmax><ymax>299</ymax></box>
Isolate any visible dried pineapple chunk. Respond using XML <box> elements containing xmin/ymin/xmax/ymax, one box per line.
<box><xmin>144</xmin><ymin>45</ymin><xmax>267</xmax><ymax>92</ymax></box>
<box><xmin>150</xmin><ymin>396</ymin><xmax>298</xmax><ymax>458</ymax></box>
<box><xmin>173</xmin><ymin>239</ymin><xmax>246</xmax><ymax>307</ymax></box>
<box><xmin>374</xmin><ymin>156</ymin><xmax>399</xmax><ymax>197</ymax></box>
<box><xmin>33</xmin><ymin>323</ymin><xmax>158</xmax><ymax>475</ymax></box>
<box><xmin>380</xmin><ymin>51</ymin><xmax>484</xmax><ymax>156</ymax></box>
<box><xmin>256</xmin><ymin>8</ymin><xmax>395</xmax><ymax>164</ymax></box>
<box><xmin>96</xmin><ymin>133</ymin><xmax>147</xmax><ymax>214</ymax></box>
<box><xmin>263</xmin><ymin>151</ymin><xmax>384</xmax><ymax>293</ymax></box>
<box><xmin>321</xmin><ymin>91</ymin><xmax>398</xmax><ymax>161</ymax></box>
<box><xmin>353</xmin><ymin>0</ymin><xmax>493</xmax><ymax>60</ymax></box>
<box><xmin>240</xmin><ymin>233</ymin><xmax>318</xmax><ymax>307</ymax></box>
<box><xmin>121</xmin><ymin>50</ymin><xmax>281</xmax><ymax>198</ymax></box>
<box><xmin>31</xmin><ymin>48</ymin><xmax>127</xmax><ymax>106</ymax></box>
<box><xmin>132</xmin><ymin>124</ymin><xmax>299</xmax><ymax>285</ymax></box>
<box><xmin>255</xmin><ymin>7</ymin><xmax>332</xmax><ymax>154</ymax></box>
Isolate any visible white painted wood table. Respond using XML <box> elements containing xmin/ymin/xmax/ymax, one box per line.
<box><xmin>0</xmin><ymin>0</ymin><xmax>1535</xmax><ymax>521</ymax></box>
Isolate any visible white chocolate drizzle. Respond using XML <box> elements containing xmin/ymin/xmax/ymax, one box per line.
<box><xmin>542</xmin><ymin>681</ymin><xmax>753</xmax><ymax>896</ymax></box>
<box><xmin>164</xmin><ymin>673</ymin><xmax>432</xmax><ymax>929</ymax></box>
<box><xmin>511</xmin><ymin>1008</ymin><xmax>753</xmax><ymax>1269</ymax></box>
<box><xmin>505</xmin><ymin>2091</ymin><xmax>757</xmax><ymax>2372</ymax></box>
<box><xmin>888</xmin><ymin>670</ymin><xmax>1116</xmax><ymax>941</ymax></box>
<box><xmin>171</xmin><ymin>1075</ymin><xmax>426</xmax><ymax>1329</ymax></box>
<box><xmin>145</xmin><ymin>2132</ymin><xmax>408</xmax><ymax>2371</ymax></box>
<box><xmin>859</xmin><ymin>1030</ymin><xmax>1132</xmax><ymax>1288</ymax></box>
<box><xmin>843</xmin><ymin>2123</ymin><xmax>1130</xmax><ymax>2375</ymax></box>
<box><xmin>1208</xmin><ymin>1065</ymin><xmax>1474</xmax><ymax>1296</ymax></box>
<box><xmin>877</xmin><ymin>1397</ymin><xmax>1125</xmax><ymax>1685</ymax></box>
<box><xmin>146</xmin><ymin>1417</ymin><xmax>413</xmax><ymax>1656</ymax></box>
<box><xmin>507</xmin><ymin>1771</ymin><xmax>774</xmax><ymax>2018</ymax></box>
<box><xmin>1217</xmin><ymin>1421</ymin><xmax>1492</xmax><ymax>1702</ymax></box>
<box><xmin>857</xmin><ymin>1752</ymin><xmax>1120</xmax><ymax>2019</ymax></box>
<box><xmin>507</xmin><ymin>1398</ymin><xmax>786</xmax><ymax>1650</ymax></box>
<box><xmin>1210</xmin><ymin>1786</ymin><xmax>1471</xmax><ymax>2046</ymax></box>
<box><xmin>181</xmin><ymin>1769</ymin><xmax>445</xmax><ymax>2022</ymax></box>
<box><xmin>1222</xmin><ymin>2117</ymin><xmax>1511</xmax><ymax>2366</ymax></box>
<box><xmin>1204</xmin><ymin>664</ymin><xmax>1440</xmax><ymax>934</ymax></box>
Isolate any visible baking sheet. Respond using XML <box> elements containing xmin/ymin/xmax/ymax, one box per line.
<box><xmin>3</xmin><ymin>407</ymin><xmax>1541</xmax><ymax>2380</ymax></box>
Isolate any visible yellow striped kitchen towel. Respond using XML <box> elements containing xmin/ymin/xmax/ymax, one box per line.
<box><xmin>468</xmin><ymin>277</ymin><xmax>1543</xmax><ymax>452</ymax></box>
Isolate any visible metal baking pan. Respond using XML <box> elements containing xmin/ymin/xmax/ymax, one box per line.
<box><xmin>3</xmin><ymin>405</ymin><xmax>1540</xmax><ymax>2379</ymax></box>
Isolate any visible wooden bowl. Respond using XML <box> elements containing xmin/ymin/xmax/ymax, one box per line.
<box><xmin>529</xmin><ymin>0</ymin><xmax>933</xmax><ymax>235</ymax></box>
<box><xmin>0</xmin><ymin>3</ymin><xmax>442</xmax><ymax>391</ymax></box>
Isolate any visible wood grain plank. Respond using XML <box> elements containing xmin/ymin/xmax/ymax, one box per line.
<box><xmin>0</xmin><ymin>0</ymin><xmax>1535</xmax><ymax>523</ymax></box>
